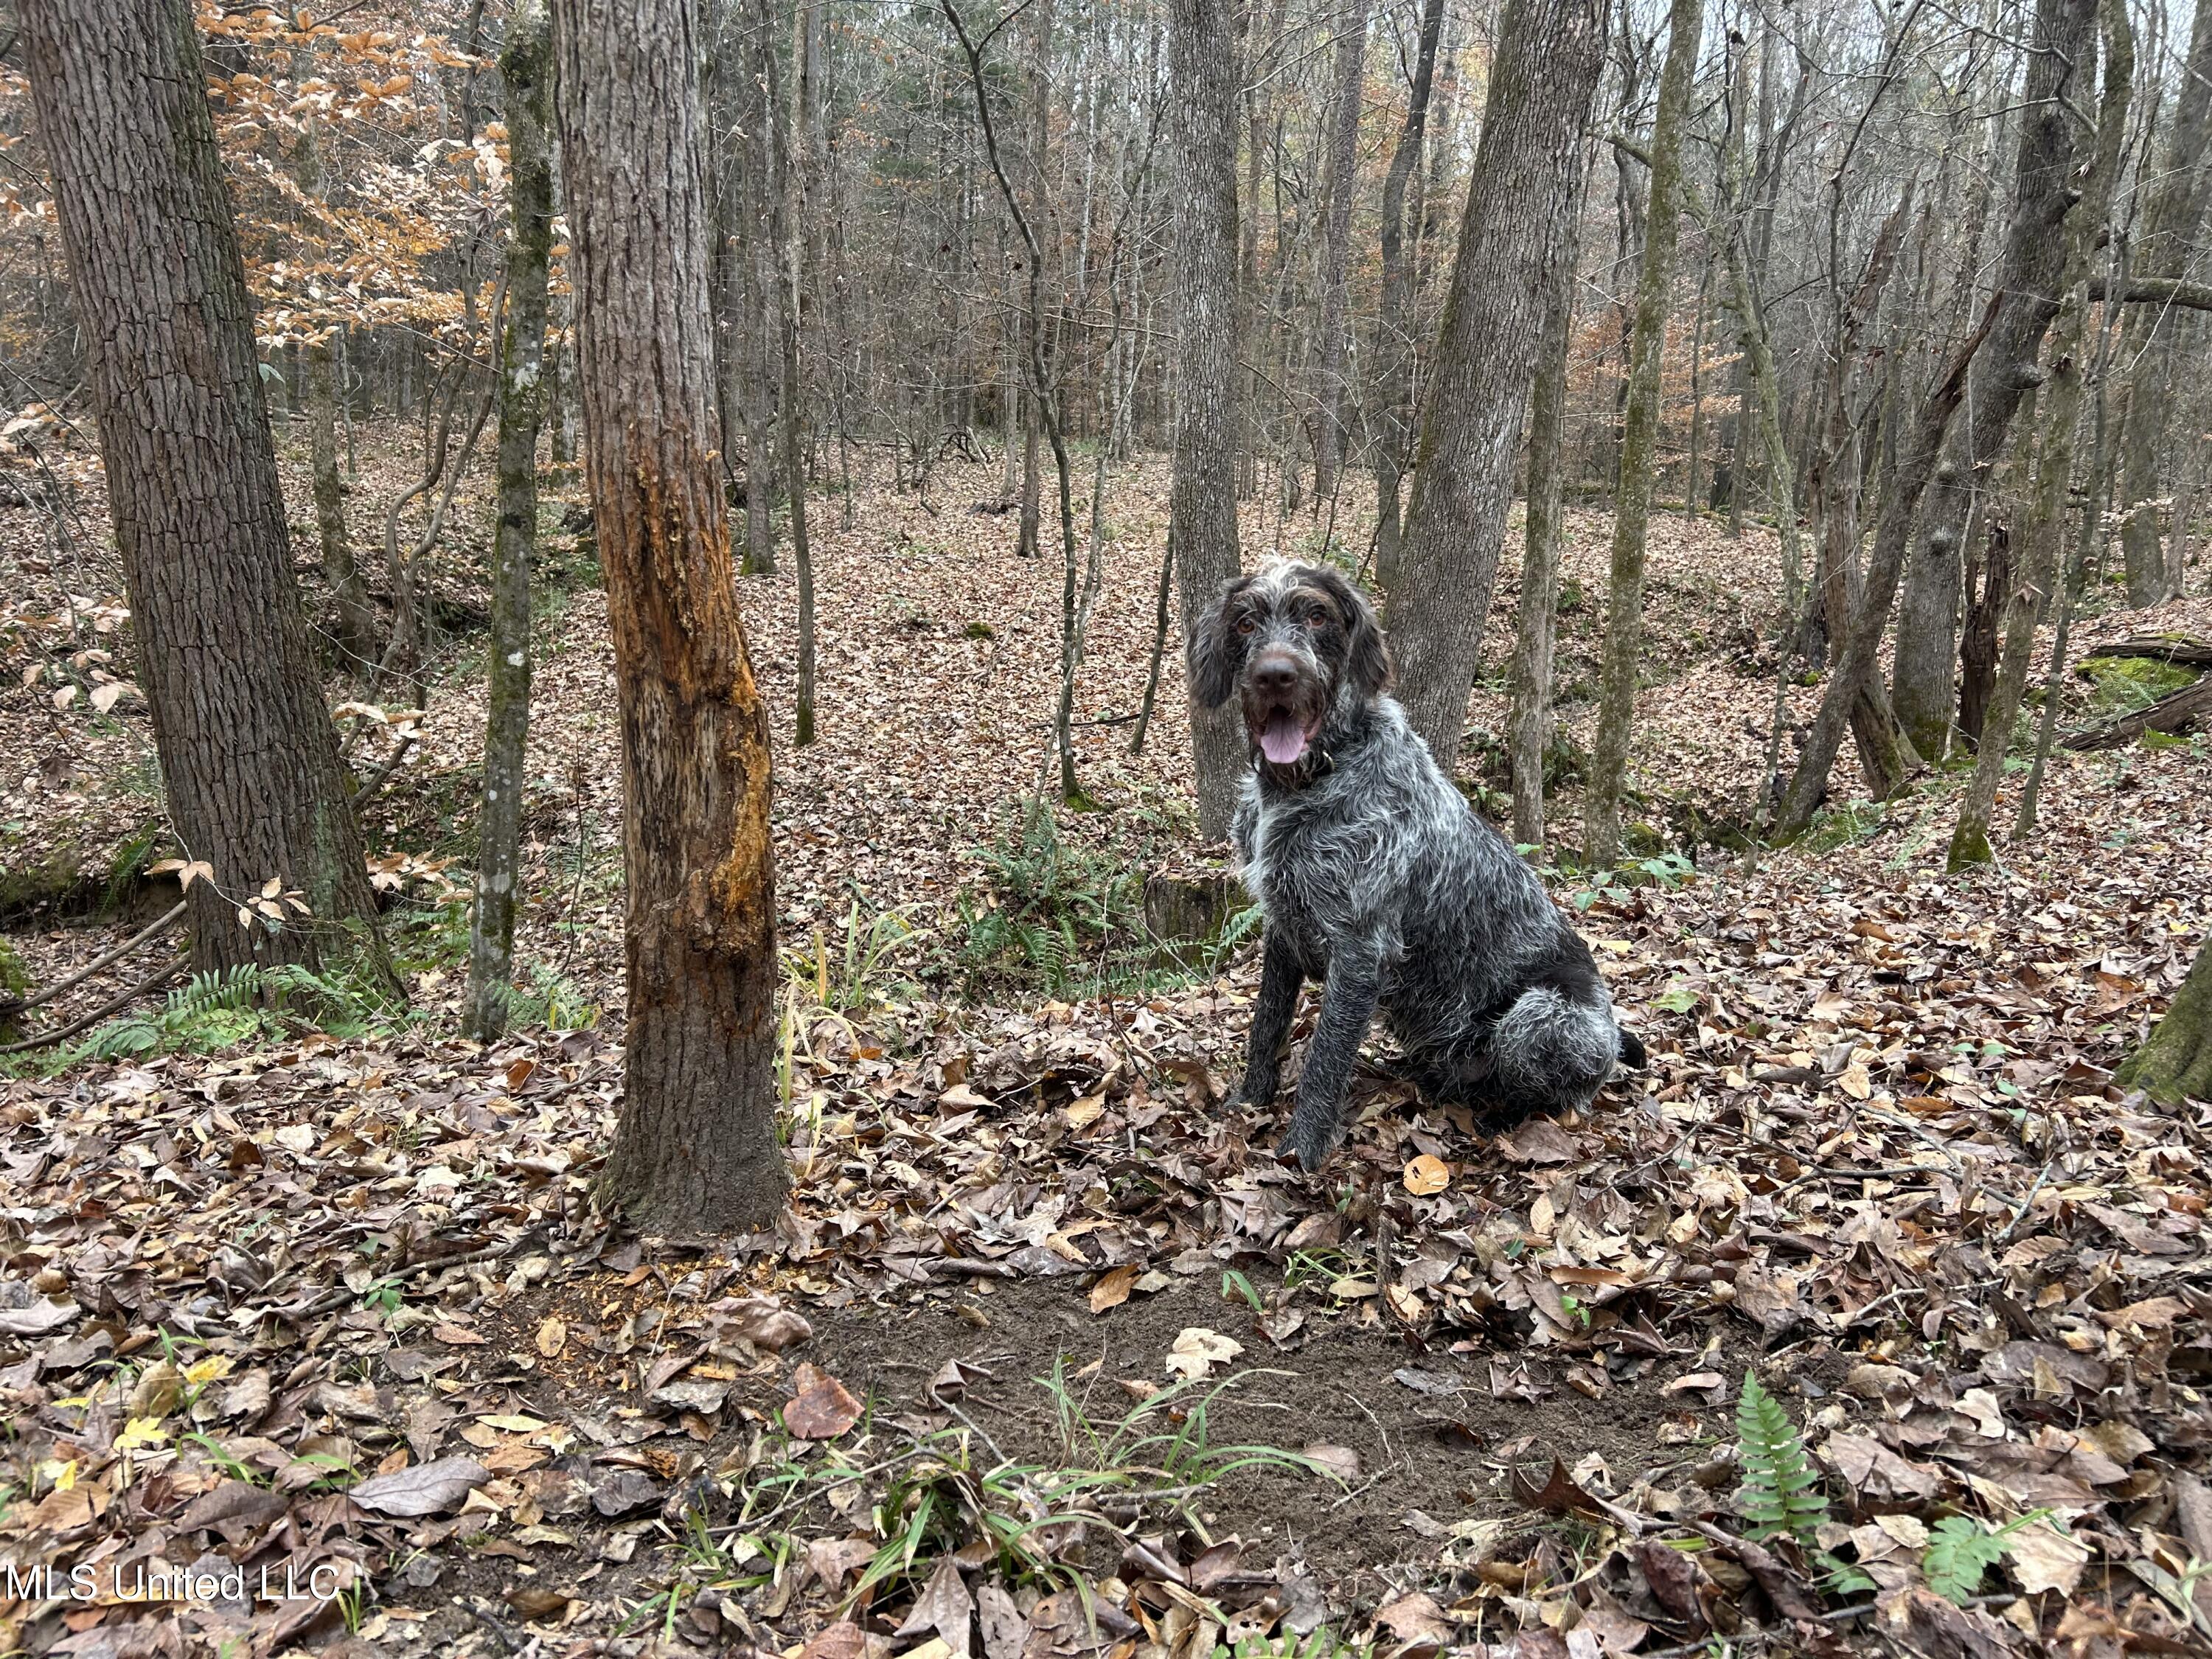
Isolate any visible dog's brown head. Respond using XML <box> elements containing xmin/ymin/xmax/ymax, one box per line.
<box><xmin>1189</xmin><ymin>562</ymin><xmax>1391</xmax><ymax>768</ymax></box>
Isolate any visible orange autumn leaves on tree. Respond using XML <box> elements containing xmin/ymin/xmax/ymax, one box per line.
<box><xmin>181</xmin><ymin>7</ymin><xmax>527</xmax><ymax>353</ymax></box>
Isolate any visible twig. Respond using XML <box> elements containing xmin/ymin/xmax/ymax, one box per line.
<box><xmin>926</xmin><ymin>1256</ymin><xmax>1023</xmax><ymax>1279</ymax></box>
<box><xmin>289</xmin><ymin>1228</ymin><xmax>549</xmax><ymax>1317</ymax></box>
<box><xmin>1994</xmin><ymin>1158</ymin><xmax>2057</xmax><ymax>1242</ymax></box>
<box><xmin>1</xmin><ymin>900</ymin><xmax>185</xmax><ymax>1014</ymax></box>
<box><xmin>355</xmin><ymin>734</ymin><xmax>420</xmax><ymax>804</ymax></box>
<box><xmin>0</xmin><ymin>953</ymin><xmax>186</xmax><ymax>1054</ymax></box>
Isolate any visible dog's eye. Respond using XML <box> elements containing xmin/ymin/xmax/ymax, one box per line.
<box><xmin>1234</xmin><ymin>616</ymin><xmax>1256</xmax><ymax>636</ymax></box>
<box><xmin>1304</xmin><ymin>606</ymin><xmax>1330</xmax><ymax>627</ymax></box>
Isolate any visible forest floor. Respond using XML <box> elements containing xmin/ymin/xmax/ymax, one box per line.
<box><xmin>1</xmin><ymin>422</ymin><xmax>2209</xmax><ymax>1659</ymax></box>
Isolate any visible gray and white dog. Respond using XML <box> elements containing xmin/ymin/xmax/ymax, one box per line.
<box><xmin>1190</xmin><ymin>560</ymin><xmax>1645</xmax><ymax>1170</ymax></box>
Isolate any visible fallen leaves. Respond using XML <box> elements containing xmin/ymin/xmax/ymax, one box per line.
<box><xmin>348</xmin><ymin>1455</ymin><xmax>492</xmax><ymax>1517</ymax></box>
<box><xmin>1401</xmin><ymin>1152</ymin><xmax>1451</xmax><ymax>1194</ymax></box>
<box><xmin>1164</xmin><ymin>1326</ymin><xmax>1242</xmax><ymax>1380</ymax></box>
<box><xmin>785</xmin><ymin>1362</ymin><xmax>864</xmax><ymax>1439</ymax></box>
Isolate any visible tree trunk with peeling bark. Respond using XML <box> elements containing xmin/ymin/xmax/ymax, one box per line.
<box><xmin>554</xmin><ymin>0</ymin><xmax>785</xmax><ymax>1233</ymax></box>
<box><xmin>22</xmin><ymin>0</ymin><xmax>389</xmax><ymax>981</ymax></box>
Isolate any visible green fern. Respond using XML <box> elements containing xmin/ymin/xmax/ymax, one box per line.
<box><xmin>1735</xmin><ymin>1368</ymin><xmax>1832</xmax><ymax>1543</ymax></box>
<box><xmin>1921</xmin><ymin>1511</ymin><xmax>2053</xmax><ymax>1605</ymax></box>
<box><xmin>167</xmin><ymin>966</ymin><xmax>264</xmax><ymax>1018</ymax></box>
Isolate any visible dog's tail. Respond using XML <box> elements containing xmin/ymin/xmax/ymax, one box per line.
<box><xmin>1616</xmin><ymin>1024</ymin><xmax>1648</xmax><ymax>1069</ymax></box>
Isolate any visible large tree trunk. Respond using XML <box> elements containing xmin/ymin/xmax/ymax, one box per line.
<box><xmin>1167</xmin><ymin>0</ymin><xmax>1248</xmax><ymax>840</ymax></box>
<box><xmin>2119</xmin><ymin>939</ymin><xmax>2212</xmax><ymax>1105</ymax></box>
<box><xmin>1370</xmin><ymin>0</ymin><xmax>1445</xmax><ymax>590</ymax></box>
<box><xmin>23</xmin><ymin>0</ymin><xmax>387</xmax><ymax>981</ymax></box>
<box><xmin>1310</xmin><ymin>0</ymin><xmax>1371</xmax><ymax>507</ymax></box>
<box><xmin>1582</xmin><ymin>0</ymin><xmax>1704</xmax><ymax>867</ymax></box>
<box><xmin>1889</xmin><ymin>0</ymin><xmax>2099</xmax><ymax>759</ymax></box>
<box><xmin>1948</xmin><ymin>0</ymin><xmax>2129</xmax><ymax>870</ymax></box>
<box><xmin>467</xmin><ymin>1</ymin><xmax>555</xmax><ymax>1043</ymax></box>
<box><xmin>1385</xmin><ymin>0</ymin><xmax>1608</xmax><ymax>767</ymax></box>
<box><xmin>2116</xmin><ymin>0</ymin><xmax>2212</xmax><ymax>606</ymax></box>
<box><xmin>554</xmin><ymin>0</ymin><xmax>785</xmax><ymax>1232</ymax></box>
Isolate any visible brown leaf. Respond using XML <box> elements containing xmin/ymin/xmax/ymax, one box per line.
<box><xmin>1303</xmin><ymin>1442</ymin><xmax>1361</xmax><ymax>1482</ymax></box>
<box><xmin>724</xmin><ymin>1295</ymin><xmax>814</xmax><ymax>1352</ymax></box>
<box><xmin>504</xmin><ymin>1586</ymin><xmax>571</xmax><ymax>1620</ymax></box>
<box><xmin>799</xmin><ymin>1621</ymin><xmax>870</xmax><ymax>1659</ymax></box>
<box><xmin>1401</xmin><ymin>1154</ymin><xmax>1451</xmax><ymax>1195</ymax></box>
<box><xmin>535</xmin><ymin>1315</ymin><xmax>566</xmax><ymax>1358</ymax></box>
<box><xmin>1510</xmin><ymin>1458</ymin><xmax>1599</xmax><ymax>1517</ymax></box>
<box><xmin>1088</xmin><ymin>1264</ymin><xmax>1137</xmax><ymax>1312</ymax></box>
<box><xmin>976</xmin><ymin>1582</ymin><xmax>1026</xmax><ymax>1659</ymax></box>
<box><xmin>1494</xmin><ymin>1119</ymin><xmax>1579</xmax><ymax>1164</ymax></box>
<box><xmin>785</xmin><ymin>1363</ymin><xmax>863</xmax><ymax>1439</ymax></box>
<box><xmin>895</xmin><ymin>1555</ymin><xmax>974</xmax><ymax>1659</ymax></box>
<box><xmin>1634</xmin><ymin>1539</ymin><xmax>1712</xmax><ymax>1634</ymax></box>
<box><xmin>349</xmin><ymin>1455</ymin><xmax>491</xmax><ymax>1517</ymax></box>
<box><xmin>1374</xmin><ymin>1591</ymin><xmax>1450</xmax><ymax>1649</ymax></box>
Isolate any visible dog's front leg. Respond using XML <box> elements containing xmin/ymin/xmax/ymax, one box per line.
<box><xmin>1234</xmin><ymin>930</ymin><xmax>1302</xmax><ymax>1108</ymax></box>
<box><xmin>1277</xmin><ymin>942</ymin><xmax>1380</xmax><ymax>1172</ymax></box>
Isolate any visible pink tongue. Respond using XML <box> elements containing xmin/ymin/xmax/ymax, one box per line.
<box><xmin>1259</xmin><ymin>712</ymin><xmax>1309</xmax><ymax>765</ymax></box>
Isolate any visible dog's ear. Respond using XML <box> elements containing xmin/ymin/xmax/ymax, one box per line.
<box><xmin>1187</xmin><ymin>573</ymin><xmax>1253</xmax><ymax>709</ymax></box>
<box><xmin>1314</xmin><ymin>566</ymin><xmax>1391</xmax><ymax>697</ymax></box>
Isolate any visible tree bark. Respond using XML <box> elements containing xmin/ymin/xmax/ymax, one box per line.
<box><xmin>554</xmin><ymin>0</ymin><xmax>786</xmax><ymax>1232</ymax></box>
<box><xmin>1370</xmin><ymin>0</ymin><xmax>1445</xmax><ymax>590</ymax></box>
<box><xmin>1310</xmin><ymin>0</ymin><xmax>1372</xmax><ymax>506</ymax></box>
<box><xmin>2118</xmin><ymin>939</ymin><xmax>2212</xmax><ymax>1105</ymax></box>
<box><xmin>1582</xmin><ymin>0</ymin><xmax>1703</xmax><ymax>867</ymax></box>
<box><xmin>22</xmin><ymin>0</ymin><xmax>388</xmax><ymax>981</ymax></box>
<box><xmin>467</xmin><ymin>1</ymin><xmax>555</xmax><ymax>1043</ymax></box>
<box><xmin>2116</xmin><ymin>0</ymin><xmax>2212</xmax><ymax>606</ymax></box>
<box><xmin>306</xmin><ymin>339</ymin><xmax>374</xmax><ymax>678</ymax></box>
<box><xmin>758</xmin><ymin>0</ymin><xmax>816</xmax><ymax>745</ymax></box>
<box><xmin>1385</xmin><ymin>0</ymin><xmax>1608</xmax><ymax>768</ymax></box>
<box><xmin>1167</xmin><ymin>0</ymin><xmax>1248</xmax><ymax>839</ymax></box>
<box><xmin>1889</xmin><ymin>0</ymin><xmax>2099</xmax><ymax>759</ymax></box>
<box><xmin>1508</xmin><ymin>189</ymin><xmax>1582</xmax><ymax>852</ymax></box>
<box><xmin>1775</xmin><ymin>293</ymin><xmax>2002</xmax><ymax>839</ymax></box>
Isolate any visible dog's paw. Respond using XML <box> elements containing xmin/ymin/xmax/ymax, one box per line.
<box><xmin>1274</xmin><ymin>1114</ymin><xmax>1340</xmax><ymax>1173</ymax></box>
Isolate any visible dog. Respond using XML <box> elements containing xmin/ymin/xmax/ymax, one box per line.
<box><xmin>1189</xmin><ymin>560</ymin><xmax>1645</xmax><ymax>1170</ymax></box>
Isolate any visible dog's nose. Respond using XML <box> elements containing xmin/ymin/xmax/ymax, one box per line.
<box><xmin>1251</xmin><ymin>656</ymin><xmax>1298</xmax><ymax>698</ymax></box>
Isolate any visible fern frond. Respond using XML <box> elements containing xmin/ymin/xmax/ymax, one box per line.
<box><xmin>1735</xmin><ymin>1368</ymin><xmax>1832</xmax><ymax>1543</ymax></box>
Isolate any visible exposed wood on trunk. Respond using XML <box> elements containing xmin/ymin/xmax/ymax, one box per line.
<box><xmin>554</xmin><ymin>0</ymin><xmax>785</xmax><ymax>1232</ymax></box>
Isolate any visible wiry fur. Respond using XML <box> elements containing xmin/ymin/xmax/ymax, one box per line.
<box><xmin>1189</xmin><ymin>561</ymin><xmax>1644</xmax><ymax>1169</ymax></box>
